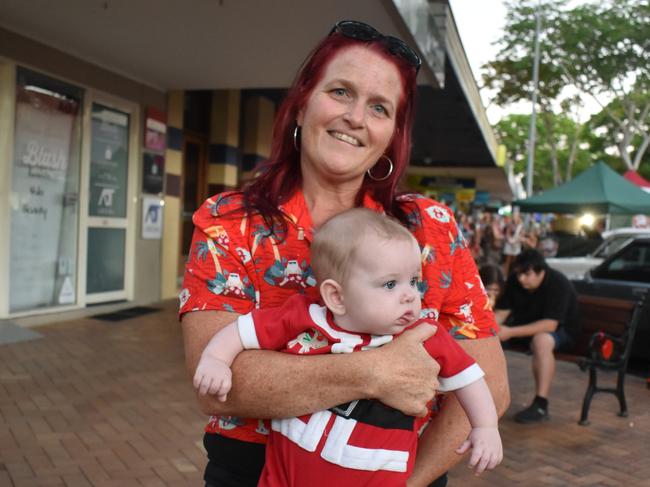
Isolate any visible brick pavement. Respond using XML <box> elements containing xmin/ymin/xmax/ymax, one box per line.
<box><xmin>1</xmin><ymin>301</ymin><xmax>649</xmax><ymax>486</ymax></box>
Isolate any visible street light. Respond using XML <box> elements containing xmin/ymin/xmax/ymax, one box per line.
<box><xmin>526</xmin><ymin>1</ymin><xmax>542</xmax><ymax>197</ymax></box>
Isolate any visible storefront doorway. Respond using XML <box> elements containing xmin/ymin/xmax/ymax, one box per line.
<box><xmin>84</xmin><ymin>102</ymin><xmax>135</xmax><ymax>304</ymax></box>
<box><xmin>179</xmin><ymin>133</ymin><xmax>208</xmax><ymax>277</ymax></box>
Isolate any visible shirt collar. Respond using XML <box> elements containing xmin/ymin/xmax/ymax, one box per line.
<box><xmin>279</xmin><ymin>188</ymin><xmax>385</xmax><ymax>241</ymax></box>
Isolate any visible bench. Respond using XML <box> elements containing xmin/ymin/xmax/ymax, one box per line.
<box><xmin>505</xmin><ymin>291</ymin><xmax>648</xmax><ymax>425</ymax></box>
<box><xmin>575</xmin><ymin>292</ymin><xmax>648</xmax><ymax>425</ymax></box>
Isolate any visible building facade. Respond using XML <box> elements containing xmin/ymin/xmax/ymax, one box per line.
<box><xmin>0</xmin><ymin>0</ymin><xmax>511</xmax><ymax>323</ymax></box>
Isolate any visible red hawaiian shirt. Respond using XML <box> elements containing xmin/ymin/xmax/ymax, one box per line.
<box><xmin>180</xmin><ymin>189</ymin><xmax>498</xmax><ymax>444</ymax></box>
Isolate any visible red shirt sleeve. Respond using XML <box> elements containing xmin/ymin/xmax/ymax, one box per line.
<box><xmin>419</xmin><ymin>320</ymin><xmax>484</xmax><ymax>392</ymax></box>
<box><xmin>179</xmin><ymin>193</ymin><xmax>259</xmax><ymax>317</ymax></box>
<box><xmin>237</xmin><ymin>295</ymin><xmax>317</xmax><ymax>350</ymax></box>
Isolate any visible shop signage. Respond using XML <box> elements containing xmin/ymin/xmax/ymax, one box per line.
<box><xmin>142</xmin><ymin>196</ymin><xmax>163</xmax><ymax>239</ymax></box>
<box><xmin>145</xmin><ymin>107</ymin><xmax>167</xmax><ymax>151</ymax></box>
<box><xmin>142</xmin><ymin>152</ymin><xmax>165</xmax><ymax>194</ymax></box>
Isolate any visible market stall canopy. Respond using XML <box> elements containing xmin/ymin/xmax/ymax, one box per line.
<box><xmin>515</xmin><ymin>161</ymin><xmax>650</xmax><ymax>214</ymax></box>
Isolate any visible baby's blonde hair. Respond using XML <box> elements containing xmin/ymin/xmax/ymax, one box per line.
<box><xmin>311</xmin><ymin>208</ymin><xmax>417</xmax><ymax>285</ymax></box>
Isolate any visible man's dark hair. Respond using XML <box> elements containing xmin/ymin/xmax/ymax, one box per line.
<box><xmin>513</xmin><ymin>248</ymin><xmax>548</xmax><ymax>275</ymax></box>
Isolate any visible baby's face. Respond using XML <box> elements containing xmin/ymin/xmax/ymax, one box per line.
<box><xmin>339</xmin><ymin>236</ymin><xmax>422</xmax><ymax>336</ymax></box>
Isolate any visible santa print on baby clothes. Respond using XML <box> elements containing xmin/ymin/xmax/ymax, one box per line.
<box><xmin>179</xmin><ymin>190</ymin><xmax>498</xmax><ymax>445</ymax></box>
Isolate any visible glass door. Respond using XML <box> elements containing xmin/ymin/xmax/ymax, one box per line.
<box><xmin>85</xmin><ymin>102</ymin><xmax>131</xmax><ymax>303</ymax></box>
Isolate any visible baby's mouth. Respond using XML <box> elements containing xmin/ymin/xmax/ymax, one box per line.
<box><xmin>397</xmin><ymin>311</ymin><xmax>415</xmax><ymax>325</ymax></box>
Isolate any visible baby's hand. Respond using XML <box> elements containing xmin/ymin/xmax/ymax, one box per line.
<box><xmin>193</xmin><ymin>355</ymin><xmax>232</xmax><ymax>401</ymax></box>
<box><xmin>456</xmin><ymin>426</ymin><xmax>503</xmax><ymax>475</ymax></box>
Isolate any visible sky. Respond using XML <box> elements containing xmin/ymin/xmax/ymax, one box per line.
<box><xmin>448</xmin><ymin>0</ymin><xmax>602</xmax><ymax>124</ymax></box>
<box><xmin>448</xmin><ymin>0</ymin><xmax>510</xmax><ymax>123</ymax></box>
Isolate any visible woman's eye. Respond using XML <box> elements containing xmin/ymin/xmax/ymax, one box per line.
<box><xmin>383</xmin><ymin>280</ymin><xmax>396</xmax><ymax>290</ymax></box>
<box><xmin>332</xmin><ymin>88</ymin><xmax>348</xmax><ymax>97</ymax></box>
<box><xmin>372</xmin><ymin>104</ymin><xmax>387</xmax><ymax>116</ymax></box>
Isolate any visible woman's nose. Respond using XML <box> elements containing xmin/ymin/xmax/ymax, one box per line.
<box><xmin>343</xmin><ymin>101</ymin><xmax>365</xmax><ymax>127</ymax></box>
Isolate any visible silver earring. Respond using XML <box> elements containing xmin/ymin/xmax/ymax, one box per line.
<box><xmin>367</xmin><ymin>155</ymin><xmax>394</xmax><ymax>182</ymax></box>
<box><xmin>293</xmin><ymin>126</ymin><xmax>300</xmax><ymax>151</ymax></box>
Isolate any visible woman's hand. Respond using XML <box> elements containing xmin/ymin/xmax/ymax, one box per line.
<box><xmin>366</xmin><ymin>323</ymin><xmax>440</xmax><ymax>417</ymax></box>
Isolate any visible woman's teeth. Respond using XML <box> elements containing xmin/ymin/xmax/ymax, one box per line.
<box><xmin>330</xmin><ymin>131</ymin><xmax>361</xmax><ymax>146</ymax></box>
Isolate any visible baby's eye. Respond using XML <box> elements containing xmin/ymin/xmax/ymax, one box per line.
<box><xmin>410</xmin><ymin>277</ymin><xmax>419</xmax><ymax>287</ymax></box>
<box><xmin>383</xmin><ymin>280</ymin><xmax>396</xmax><ymax>290</ymax></box>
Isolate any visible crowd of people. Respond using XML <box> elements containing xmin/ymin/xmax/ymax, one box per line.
<box><xmin>456</xmin><ymin>210</ymin><xmax>546</xmax><ymax>275</ymax></box>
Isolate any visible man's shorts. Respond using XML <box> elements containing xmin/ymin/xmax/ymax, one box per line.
<box><xmin>550</xmin><ymin>327</ymin><xmax>574</xmax><ymax>352</ymax></box>
<box><xmin>504</xmin><ymin>326</ymin><xmax>574</xmax><ymax>353</ymax></box>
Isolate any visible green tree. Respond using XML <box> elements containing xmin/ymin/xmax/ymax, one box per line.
<box><xmin>484</xmin><ymin>0</ymin><xmax>650</xmax><ymax>179</ymax></box>
<box><xmin>495</xmin><ymin>113</ymin><xmax>592</xmax><ymax>191</ymax></box>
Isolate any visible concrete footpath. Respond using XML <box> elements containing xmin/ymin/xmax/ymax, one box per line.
<box><xmin>1</xmin><ymin>301</ymin><xmax>649</xmax><ymax>486</ymax></box>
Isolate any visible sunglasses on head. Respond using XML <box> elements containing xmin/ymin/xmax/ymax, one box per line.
<box><xmin>329</xmin><ymin>20</ymin><xmax>422</xmax><ymax>73</ymax></box>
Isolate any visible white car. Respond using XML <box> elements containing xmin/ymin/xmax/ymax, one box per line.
<box><xmin>547</xmin><ymin>228</ymin><xmax>650</xmax><ymax>280</ymax></box>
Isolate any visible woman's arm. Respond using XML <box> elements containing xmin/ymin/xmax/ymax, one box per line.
<box><xmin>182</xmin><ymin>310</ymin><xmax>442</xmax><ymax>418</ymax></box>
<box><xmin>407</xmin><ymin>336</ymin><xmax>510</xmax><ymax>486</ymax></box>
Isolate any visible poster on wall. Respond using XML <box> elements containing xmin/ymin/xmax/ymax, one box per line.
<box><xmin>9</xmin><ymin>68</ymin><xmax>83</xmax><ymax>312</ymax></box>
<box><xmin>144</xmin><ymin>107</ymin><xmax>167</xmax><ymax>151</ymax></box>
<box><xmin>89</xmin><ymin>104</ymin><xmax>129</xmax><ymax>218</ymax></box>
<box><xmin>141</xmin><ymin>196</ymin><xmax>163</xmax><ymax>239</ymax></box>
<box><xmin>142</xmin><ymin>152</ymin><xmax>165</xmax><ymax>194</ymax></box>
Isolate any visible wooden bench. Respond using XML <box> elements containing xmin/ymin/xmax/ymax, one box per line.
<box><xmin>574</xmin><ymin>292</ymin><xmax>648</xmax><ymax>425</ymax></box>
<box><xmin>505</xmin><ymin>292</ymin><xmax>648</xmax><ymax>425</ymax></box>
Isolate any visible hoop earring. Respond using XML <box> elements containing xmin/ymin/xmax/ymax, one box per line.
<box><xmin>293</xmin><ymin>125</ymin><xmax>300</xmax><ymax>151</ymax></box>
<box><xmin>367</xmin><ymin>155</ymin><xmax>393</xmax><ymax>182</ymax></box>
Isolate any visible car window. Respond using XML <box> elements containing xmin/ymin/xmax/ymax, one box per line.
<box><xmin>596</xmin><ymin>242</ymin><xmax>650</xmax><ymax>283</ymax></box>
<box><xmin>593</xmin><ymin>236</ymin><xmax>633</xmax><ymax>258</ymax></box>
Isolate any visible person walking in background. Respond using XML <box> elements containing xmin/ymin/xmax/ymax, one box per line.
<box><xmin>502</xmin><ymin>211</ymin><xmax>523</xmax><ymax>277</ymax></box>
<box><xmin>520</xmin><ymin>221</ymin><xmax>540</xmax><ymax>252</ymax></box>
<box><xmin>494</xmin><ymin>249</ymin><xmax>580</xmax><ymax>424</ymax></box>
<box><xmin>179</xmin><ymin>20</ymin><xmax>509</xmax><ymax>487</ymax></box>
<box><xmin>194</xmin><ymin>209</ymin><xmax>503</xmax><ymax>485</ymax></box>
<box><xmin>479</xmin><ymin>213</ymin><xmax>504</xmax><ymax>267</ymax></box>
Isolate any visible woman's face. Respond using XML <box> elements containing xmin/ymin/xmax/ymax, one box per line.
<box><xmin>297</xmin><ymin>45</ymin><xmax>403</xmax><ymax>187</ymax></box>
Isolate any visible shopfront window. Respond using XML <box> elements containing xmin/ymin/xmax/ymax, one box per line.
<box><xmin>89</xmin><ymin>104</ymin><xmax>129</xmax><ymax>218</ymax></box>
<box><xmin>9</xmin><ymin>68</ymin><xmax>83</xmax><ymax>312</ymax></box>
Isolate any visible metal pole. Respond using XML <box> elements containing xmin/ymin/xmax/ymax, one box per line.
<box><xmin>526</xmin><ymin>4</ymin><xmax>542</xmax><ymax>197</ymax></box>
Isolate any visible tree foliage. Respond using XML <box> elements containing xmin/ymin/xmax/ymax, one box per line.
<box><xmin>485</xmin><ymin>0</ymin><xmax>650</xmax><ymax>184</ymax></box>
<box><xmin>495</xmin><ymin>113</ymin><xmax>592</xmax><ymax>192</ymax></box>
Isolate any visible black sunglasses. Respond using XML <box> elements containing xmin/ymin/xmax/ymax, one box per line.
<box><xmin>329</xmin><ymin>20</ymin><xmax>422</xmax><ymax>73</ymax></box>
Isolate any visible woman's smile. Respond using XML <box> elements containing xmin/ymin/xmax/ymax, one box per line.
<box><xmin>328</xmin><ymin>130</ymin><xmax>363</xmax><ymax>147</ymax></box>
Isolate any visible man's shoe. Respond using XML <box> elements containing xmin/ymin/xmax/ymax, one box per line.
<box><xmin>514</xmin><ymin>403</ymin><xmax>549</xmax><ymax>424</ymax></box>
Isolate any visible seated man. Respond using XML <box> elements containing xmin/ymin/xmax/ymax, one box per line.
<box><xmin>495</xmin><ymin>249</ymin><xmax>580</xmax><ymax>423</ymax></box>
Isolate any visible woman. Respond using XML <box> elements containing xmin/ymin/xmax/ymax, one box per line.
<box><xmin>479</xmin><ymin>264</ymin><xmax>505</xmax><ymax>310</ymax></box>
<box><xmin>502</xmin><ymin>212</ymin><xmax>523</xmax><ymax>277</ymax></box>
<box><xmin>181</xmin><ymin>20</ymin><xmax>509</xmax><ymax>487</ymax></box>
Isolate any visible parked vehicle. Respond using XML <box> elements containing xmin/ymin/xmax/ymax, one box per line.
<box><xmin>572</xmin><ymin>236</ymin><xmax>650</xmax><ymax>363</ymax></box>
<box><xmin>548</xmin><ymin>228</ymin><xmax>650</xmax><ymax>280</ymax></box>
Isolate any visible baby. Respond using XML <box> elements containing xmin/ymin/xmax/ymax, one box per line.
<box><xmin>194</xmin><ymin>208</ymin><xmax>502</xmax><ymax>486</ymax></box>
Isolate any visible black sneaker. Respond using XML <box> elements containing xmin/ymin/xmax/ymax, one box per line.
<box><xmin>514</xmin><ymin>403</ymin><xmax>549</xmax><ymax>424</ymax></box>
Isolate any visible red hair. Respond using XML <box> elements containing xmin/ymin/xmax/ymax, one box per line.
<box><xmin>242</xmin><ymin>31</ymin><xmax>418</xmax><ymax>234</ymax></box>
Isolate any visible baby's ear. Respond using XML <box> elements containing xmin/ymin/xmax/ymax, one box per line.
<box><xmin>320</xmin><ymin>279</ymin><xmax>346</xmax><ymax>315</ymax></box>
